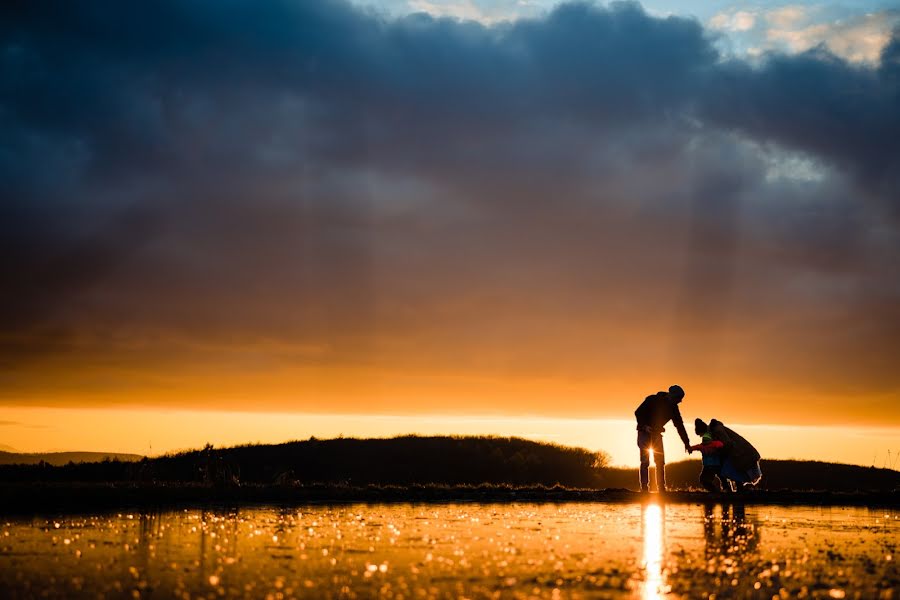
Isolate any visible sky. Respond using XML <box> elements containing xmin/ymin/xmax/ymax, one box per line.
<box><xmin>2</xmin><ymin>1</ymin><xmax>899</xmax><ymax>466</ymax></box>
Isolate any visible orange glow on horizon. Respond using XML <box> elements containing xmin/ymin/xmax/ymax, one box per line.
<box><xmin>1</xmin><ymin>407</ymin><xmax>897</xmax><ymax>469</ymax></box>
<box><xmin>2</xmin><ymin>352</ymin><xmax>899</xmax><ymax>430</ymax></box>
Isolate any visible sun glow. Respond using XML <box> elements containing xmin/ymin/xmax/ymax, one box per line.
<box><xmin>0</xmin><ymin>408</ymin><xmax>638</xmax><ymax>457</ymax></box>
<box><xmin>0</xmin><ymin>407</ymin><xmax>896</xmax><ymax>467</ymax></box>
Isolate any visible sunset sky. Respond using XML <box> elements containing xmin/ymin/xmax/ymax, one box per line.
<box><xmin>2</xmin><ymin>0</ymin><xmax>899</xmax><ymax>466</ymax></box>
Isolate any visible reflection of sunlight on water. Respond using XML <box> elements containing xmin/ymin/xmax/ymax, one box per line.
<box><xmin>642</xmin><ymin>503</ymin><xmax>667</xmax><ymax>599</ymax></box>
<box><xmin>2</xmin><ymin>504</ymin><xmax>896</xmax><ymax>598</ymax></box>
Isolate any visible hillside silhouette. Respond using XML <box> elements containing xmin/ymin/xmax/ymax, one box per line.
<box><xmin>0</xmin><ymin>436</ymin><xmax>897</xmax><ymax>492</ymax></box>
<box><xmin>0</xmin><ymin>436</ymin><xmax>607</xmax><ymax>488</ymax></box>
<box><xmin>0</xmin><ymin>451</ymin><xmax>143</xmax><ymax>466</ymax></box>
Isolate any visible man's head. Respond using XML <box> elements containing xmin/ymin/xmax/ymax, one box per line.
<box><xmin>694</xmin><ymin>418</ymin><xmax>708</xmax><ymax>436</ymax></box>
<box><xmin>668</xmin><ymin>384</ymin><xmax>685</xmax><ymax>403</ymax></box>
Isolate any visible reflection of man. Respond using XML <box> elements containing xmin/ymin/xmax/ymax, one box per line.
<box><xmin>702</xmin><ymin>502</ymin><xmax>760</xmax><ymax>560</ymax></box>
<box><xmin>634</xmin><ymin>385</ymin><xmax>691</xmax><ymax>492</ymax></box>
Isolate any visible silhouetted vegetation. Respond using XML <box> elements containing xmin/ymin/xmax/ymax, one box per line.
<box><xmin>0</xmin><ymin>436</ymin><xmax>609</xmax><ymax>488</ymax></box>
<box><xmin>0</xmin><ymin>436</ymin><xmax>896</xmax><ymax>495</ymax></box>
<box><xmin>0</xmin><ymin>451</ymin><xmax>143</xmax><ymax>466</ymax></box>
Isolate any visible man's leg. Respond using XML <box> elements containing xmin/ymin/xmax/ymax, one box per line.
<box><xmin>638</xmin><ymin>431</ymin><xmax>650</xmax><ymax>492</ymax></box>
<box><xmin>652</xmin><ymin>433</ymin><xmax>666</xmax><ymax>492</ymax></box>
<box><xmin>639</xmin><ymin>449</ymin><xmax>651</xmax><ymax>491</ymax></box>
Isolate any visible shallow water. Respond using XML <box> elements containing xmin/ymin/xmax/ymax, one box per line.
<box><xmin>0</xmin><ymin>502</ymin><xmax>897</xmax><ymax>599</ymax></box>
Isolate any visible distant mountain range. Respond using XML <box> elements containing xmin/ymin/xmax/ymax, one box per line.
<box><xmin>0</xmin><ymin>451</ymin><xmax>144</xmax><ymax>466</ymax></box>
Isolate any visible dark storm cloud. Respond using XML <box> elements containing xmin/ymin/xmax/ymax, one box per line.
<box><xmin>2</xmin><ymin>1</ymin><xmax>714</xmax><ymax>181</ymax></box>
<box><xmin>705</xmin><ymin>39</ymin><xmax>900</xmax><ymax>197</ymax></box>
<box><xmin>3</xmin><ymin>1</ymin><xmax>896</xmax><ymax>186</ymax></box>
<box><xmin>1</xmin><ymin>1</ymin><xmax>899</xmax><ymax>417</ymax></box>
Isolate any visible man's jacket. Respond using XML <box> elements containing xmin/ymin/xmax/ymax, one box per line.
<box><xmin>634</xmin><ymin>393</ymin><xmax>690</xmax><ymax>447</ymax></box>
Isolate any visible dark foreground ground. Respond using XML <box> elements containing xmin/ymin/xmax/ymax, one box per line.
<box><xmin>2</xmin><ymin>482</ymin><xmax>898</xmax><ymax>514</ymax></box>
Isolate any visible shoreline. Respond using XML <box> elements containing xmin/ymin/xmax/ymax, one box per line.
<box><xmin>1</xmin><ymin>483</ymin><xmax>898</xmax><ymax>514</ymax></box>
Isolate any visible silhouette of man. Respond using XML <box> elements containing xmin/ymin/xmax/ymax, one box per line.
<box><xmin>634</xmin><ymin>385</ymin><xmax>690</xmax><ymax>492</ymax></box>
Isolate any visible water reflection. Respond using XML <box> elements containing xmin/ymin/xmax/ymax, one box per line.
<box><xmin>695</xmin><ymin>502</ymin><xmax>764</xmax><ymax>596</ymax></box>
<box><xmin>0</xmin><ymin>503</ymin><xmax>896</xmax><ymax>598</ymax></box>
<box><xmin>703</xmin><ymin>502</ymin><xmax>760</xmax><ymax>556</ymax></box>
<box><xmin>641</xmin><ymin>502</ymin><xmax>666</xmax><ymax>599</ymax></box>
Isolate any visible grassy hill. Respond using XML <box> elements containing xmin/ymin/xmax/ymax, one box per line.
<box><xmin>1</xmin><ymin>436</ymin><xmax>605</xmax><ymax>487</ymax></box>
<box><xmin>0</xmin><ymin>436</ymin><xmax>896</xmax><ymax>492</ymax></box>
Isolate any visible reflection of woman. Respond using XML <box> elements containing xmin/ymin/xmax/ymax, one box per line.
<box><xmin>709</xmin><ymin>419</ymin><xmax>762</xmax><ymax>491</ymax></box>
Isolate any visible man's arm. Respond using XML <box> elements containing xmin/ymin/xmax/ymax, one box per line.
<box><xmin>671</xmin><ymin>404</ymin><xmax>691</xmax><ymax>449</ymax></box>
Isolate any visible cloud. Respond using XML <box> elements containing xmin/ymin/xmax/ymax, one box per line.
<box><xmin>765</xmin><ymin>5</ymin><xmax>807</xmax><ymax>30</ymax></box>
<box><xmin>399</xmin><ymin>0</ymin><xmax>549</xmax><ymax>23</ymax></box>
<box><xmin>0</xmin><ymin>1</ymin><xmax>899</xmax><ymax>423</ymax></box>
<box><xmin>408</xmin><ymin>0</ymin><xmax>489</xmax><ymax>21</ymax></box>
<box><xmin>705</xmin><ymin>41</ymin><xmax>900</xmax><ymax>194</ymax></box>
<box><xmin>406</xmin><ymin>0</ymin><xmax>533</xmax><ymax>23</ymax></box>
<box><xmin>709</xmin><ymin>5</ymin><xmax>899</xmax><ymax>65</ymax></box>
<box><xmin>709</xmin><ymin>9</ymin><xmax>756</xmax><ymax>32</ymax></box>
<box><xmin>765</xmin><ymin>9</ymin><xmax>900</xmax><ymax>64</ymax></box>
